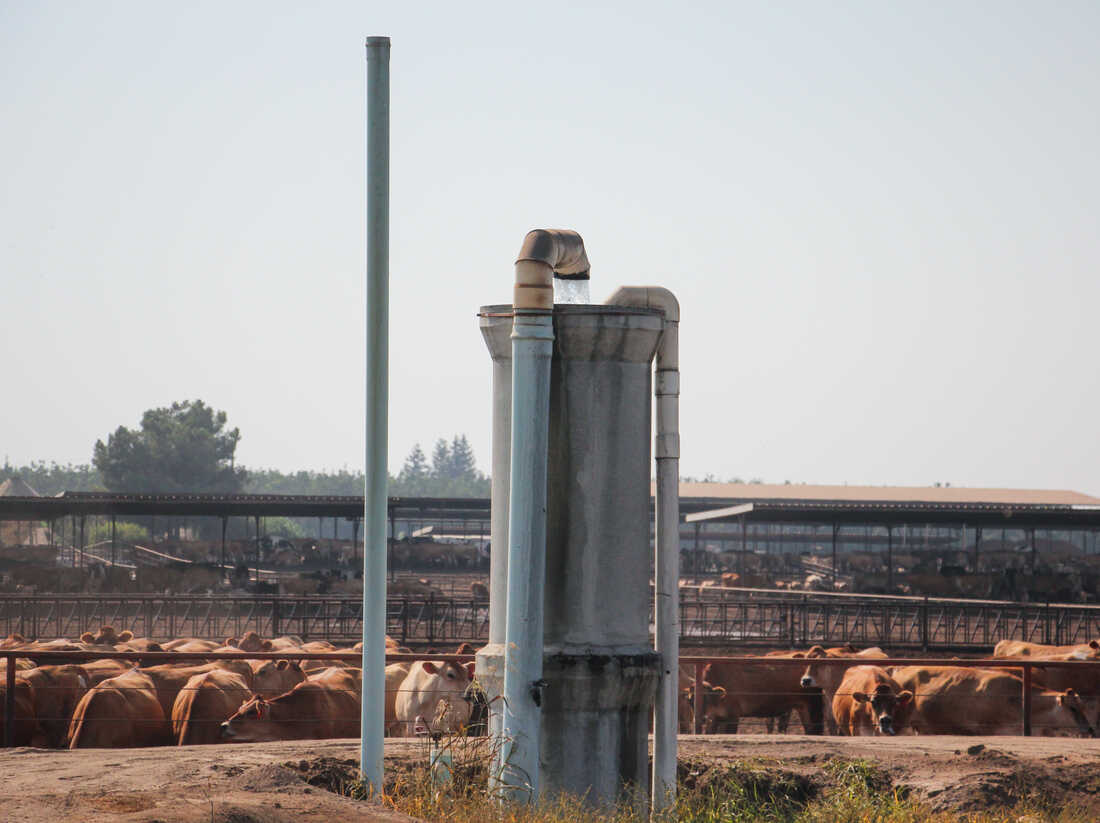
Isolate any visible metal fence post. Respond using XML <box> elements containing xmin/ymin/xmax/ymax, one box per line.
<box><xmin>921</xmin><ymin>596</ymin><xmax>929</xmax><ymax>652</ymax></box>
<box><xmin>1022</xmin><ymin>663</ymin><xmax>1032</xmax><ymax>736</ymax></box>
<box><xmin>693</xmin><ymin>661</ymin><xmax>704</xmax><ymax>735</ymax></box>
<box><xmin>4</xmin><ymin>654</ymin><xmax>14</xmax><ymax>747</ymax></box>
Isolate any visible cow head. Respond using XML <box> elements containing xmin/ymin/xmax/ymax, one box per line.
<box><xmin>695</xmin><ymin>683</ymin><xmax>728</xmax><ymax>734</ymax></box>
<box><xmin>1057</xmin><ymin>689</ymin><xmax>1097</xmax><ymax>738</ymax></box>
<box><xmin>220</xmin><ymin>696</ymin><xmax>273</xmax><ymax>742</ymax></box>
<box><xmin>852</xmin><ymin>684</ymin><xmax>913</xmax><ymax>735</ymax></box>
<box><xmin>252</xmin><ymin>659</ymin><xmax>306</xmax><ymax>699</ymax></box>
<box><xmin>799</xmin><ymin>646</ymin><xmax>829</xmax><ymax>688</ymax></box>
<box><xmin>415</xmin><ymin>661</ymin><xmax>474</xmax><ymax>733</ymax></box>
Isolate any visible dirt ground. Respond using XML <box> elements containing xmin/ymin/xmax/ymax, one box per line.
<box><xmin>1</xmin><ymin>735</ymin><xmax>1099</xmax><ymax>822</ymax></box>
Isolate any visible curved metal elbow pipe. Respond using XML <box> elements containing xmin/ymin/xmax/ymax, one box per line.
<box><xmin>514</xmin><ymin>229</ymin><xmax>591</xmax><ymax>310</ymax></box>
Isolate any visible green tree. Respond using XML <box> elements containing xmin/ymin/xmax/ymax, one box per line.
<box><xmin>396</xmin><ymin>444</ymin><xmax>429</xmax><ymax>493</ymax></box>
<box><xmin>430</xmin><ymin>439</ymin><xmax>452</xmax><ymax>480</ymax></box>
<box><xmin>93</xmin><ymin>400</ymin><xmax>246</xmax><ymax>493</ymax></box>
<box><xmin>449</xmin><ymin>435</ymin><xmax>476</xmax><ymax>480</ymax></box>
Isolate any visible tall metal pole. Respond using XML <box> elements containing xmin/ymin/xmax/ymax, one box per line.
<box><xmin>361</xmin><ymin>34</ymin><xmax>390</xmax><ymax>795</ymax></box>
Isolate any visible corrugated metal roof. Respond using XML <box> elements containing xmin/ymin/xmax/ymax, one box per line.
<box><xmin>673</xmin><ymin>482</ymin><xmax>1100</xmax><ymax>507</ymax></box>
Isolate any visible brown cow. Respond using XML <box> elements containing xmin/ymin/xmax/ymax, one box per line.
<box><xmin>385</xmin><ymin>663</ymin><xmax>410</xmax><ymax>736</ymax></box>
<box><xmin>80</xmin><ymin>658</ymin><xmax>132</xmax><ymax>687</ymax></box>
<box><xmin>0</xmin><ymin>678</ymin><xmax>36</xmax><ymax>746</ymax></box>
<box><xmin>220</xmin><ymin>667</ymin><xmax>362</xmax><ymax>742</ymax></box>
<box><xmin>250</xmin><ymin>659</ymin><xmax>307</xmax><ymax>698</ymax></box>
<box><xmin>172</xmin><ymin>669</ymin><xmax>253</xmax><ymax>745</ymax></box>
<box><xmin>69</xmin><ymin>669</ymin><xmax>170</xmax><ymax>748</ymax></box>
<box><xmin>222</xmin><ymin>631</ymin><xmax>274</xmax><ymax>653</ymax></box>
<box><xmin>799</xmin><ymin>645</ymin><xmax>889</xmax><ymax>734</ymax></box>
<box><xmin>698</xmin><ymin>654</ymin><xmax>820</xmax><ymax>735</ymax></box>
<box><xmin>831</xmin><ymin>666</ymin><xmax>913</xmax><ymax>736</ymax></box>
<box><xmin>891</xmin><ymin>666</ymin><xmax>1095</xmax><ymax>737</ymax></box>
<box><xmin>993</xmin><ymin>642</ymin><xmax>1100</xmax><ymax>725</ymax></box>
<box><xmin>994</xmin><ymin>640</ymin><xmax>1100</xmax><ymax>658</ymax></box>
<box><xmin>19</xmin><ymin>664</ymin><xmax>89</xmax><ymax>747</ymax></box>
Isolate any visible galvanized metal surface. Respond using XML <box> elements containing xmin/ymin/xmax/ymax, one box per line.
<box><xmin>362</xmin><ymin>33</ymin><xmax>391</xmax><ymax>793</ymax></box>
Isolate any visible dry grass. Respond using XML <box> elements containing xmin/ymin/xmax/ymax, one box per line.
<box><xmin>338</xmin><ymin>753</ymin><xmax>1098</xmax><ymax>823</ymax></box>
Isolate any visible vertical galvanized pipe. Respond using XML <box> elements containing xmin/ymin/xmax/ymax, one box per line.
<box><xmin>499</xmin><ymin>309</ymin><xmax>553</xmax><ymax>803</ymax></box>
<box><xmin>361</xmin><ymin>34</ymin><xmax>390</xmax><ymax>794</ymax></box>
<box><xmin>652</xmin><ymin>323</ymin><xmax>679</xmax><ymax>812</ymax></box>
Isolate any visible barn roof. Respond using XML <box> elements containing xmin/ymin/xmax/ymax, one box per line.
<box><xmin>673</xmin><ymin>482</ymin><xmax>1100</xmax><ymax>507</ymax></box>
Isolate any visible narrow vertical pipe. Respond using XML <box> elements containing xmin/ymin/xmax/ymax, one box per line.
<box><xmin>652</xmin><ymin>325</ymin><xmax>679</xmax><ymax>812</ymax></box>
<box><xmin>693</xmin><ymin>662</ymin><xmax>704</xmax><ymax>735</ymax></box>
<box><xmin>4</xmin><ymin>655</ymin><xmax>14</xmax><ymax>747</ymax></box>
<box><xmin>361</xmin><ymin>34</ymin><xmax>390</xmax><ymax>794</ymax></box>
<box><xmin>887</xmin><ymin>525</ymin><xmax>893</xmax><ymax>593</ymax></box>
<box><xmin>1022</xmin><ymin>663</ymin><xmax>1032</xmax><ymax>736</ymax></box>
<box><xmin>499</xmin><ymin>309</ymin><xmax>553</xmax><ymax>803</ymax></box>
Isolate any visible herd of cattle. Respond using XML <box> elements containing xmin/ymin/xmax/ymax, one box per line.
<box><xmin>1</xmin><ymin>627</ymin><xmax>1099</xmax><ymax>749</ymax></box>
<box><xmin>0</xmin><ymin>627</ymin><xmax>477</xmax><ymax>748</ymax></box>
<box><xmin>688</xmin><ymin>639</ymin><xmax>1100</xmax><ymax>737</ymax></box>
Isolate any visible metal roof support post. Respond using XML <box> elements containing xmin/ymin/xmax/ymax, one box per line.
<box><xmin>886</xmin><ymin>525</ymin><xmax>893</xmax><ymax>594</ymax></box>
<box><xmin>361</xmin><ymin>34</ymin><xmax>390</xmax><ymax>796</ymax></box>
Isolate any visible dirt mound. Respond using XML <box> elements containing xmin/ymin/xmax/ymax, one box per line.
<box><xmin>678</xmin><ymin>756</ymin><xmax>820</xmax><ymax>805</ymax></box>
<box><xmin>285</xmin><ymin>757</ymin><xmax>363</xmax><ymax>792</ymax></box>
<box><xmin>228</xmin><ymin>764</ymin><xmax>308</xmax><ymax>793</ymax></box>
<box><xmin>927</xmin><ymin>763</ymin><xmax>1100</xmax><ymax>815</ymax></box>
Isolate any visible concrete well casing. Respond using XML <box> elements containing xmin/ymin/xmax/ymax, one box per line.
<box><xmin>476</xmin><ymin>304</ymin><xmax>663</xmax><ymax>805</ymax></box>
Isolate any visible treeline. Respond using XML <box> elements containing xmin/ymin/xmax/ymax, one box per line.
<box><xmin>0</xmin><ymin>461</ymin><xmax>105</xmax><ymax>496</ymax></box>
<box><xmin>1</xmin><ymin>436</ymin><xmax>488</xmax><ymax>499</ymax></box>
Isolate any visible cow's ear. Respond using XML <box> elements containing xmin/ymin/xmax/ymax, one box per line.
<box><xmin>80</xmin><ymin>633</ymin><xmax>94</xmax><ymax>644</ymax></box>
<box><xmin>852</xmin><ymin>691</ymin><xmax>870</xmax><ymax>704</ymax></box>
<box><xmin>897</xmin><ymin>690</ymin><xmax>913</xmax><ymax>707</ymax></box>
<box><xmin>422</xmin><ymin>661</ymin><xmax>439</xmax><ymax>675</ymax></box>
<box><xmin>708</xmin><ymin>685</ymin><xmax>726</xmax><ymax>697</ymax></box>
<box><xmin>465</xmin><ymin>662</ymin><xmax>476</xmax><ymax>679</ymax></box>
<box><xmin>276</xmin><ymin>660</ymin><xmax>289</xmax><ymax>670</ymax></box>
<box><xmin>226</xmin><ymin>637</ymin><xmax>238</xmax><ymax>647</ymax></box>
<box><xmin>1065</xmin><ymin>688</ymin><xmax>1078</xmax><ymax>697</ymax></box>
<box><xmin>117</xmin><ymin>631</ymin><xmax>133</xmax><ymax>642</ymax></box>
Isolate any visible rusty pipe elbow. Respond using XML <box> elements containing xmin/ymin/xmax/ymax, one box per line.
<box><xmin>514</xmin><ymin>229</ymin><xmax>590</xmax><ymax>310</ymax></box>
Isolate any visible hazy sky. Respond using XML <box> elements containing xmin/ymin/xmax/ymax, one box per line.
<box><xmin>2</xmin><ymin>2</ymin><xmax>1098</xmax><ymax>494</ymax></box>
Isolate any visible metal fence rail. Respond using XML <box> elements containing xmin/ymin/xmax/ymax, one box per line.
<box><xmin>1</xmin><ymin>592</ymin><xmax>1099</xmax><ymax>649</ymax></box>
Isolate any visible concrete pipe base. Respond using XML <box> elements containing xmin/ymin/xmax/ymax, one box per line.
<box><xmin>476</xmin><ymin>646</ymin><xmax>660</xmax><ymax>807</ymax></box>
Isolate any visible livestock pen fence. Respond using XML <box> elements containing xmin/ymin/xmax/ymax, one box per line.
<box><xmin>3</xmin><ymin>649</ymin><xmax>1098</xmax><ymax>748</ymax></box>
<box><xmin>4</xmin><ymin>590</ymin><xmax>1100</xmax><ymax>650</ymax></box>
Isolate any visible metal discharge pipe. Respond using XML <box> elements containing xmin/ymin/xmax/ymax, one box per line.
<box><xmin>606</xmin><ymin>287</ymin><xmax>680</xmax><ymax>811</ymax></box>
<box><xmin>360</xmin><ymin>34</ymin><xmax>389</xmax><ymax>795</ymax></box>
<box><xmin>499</xmin><ymin>229</ymin><xmax>590</xmax><ymax>803</ymax></box>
